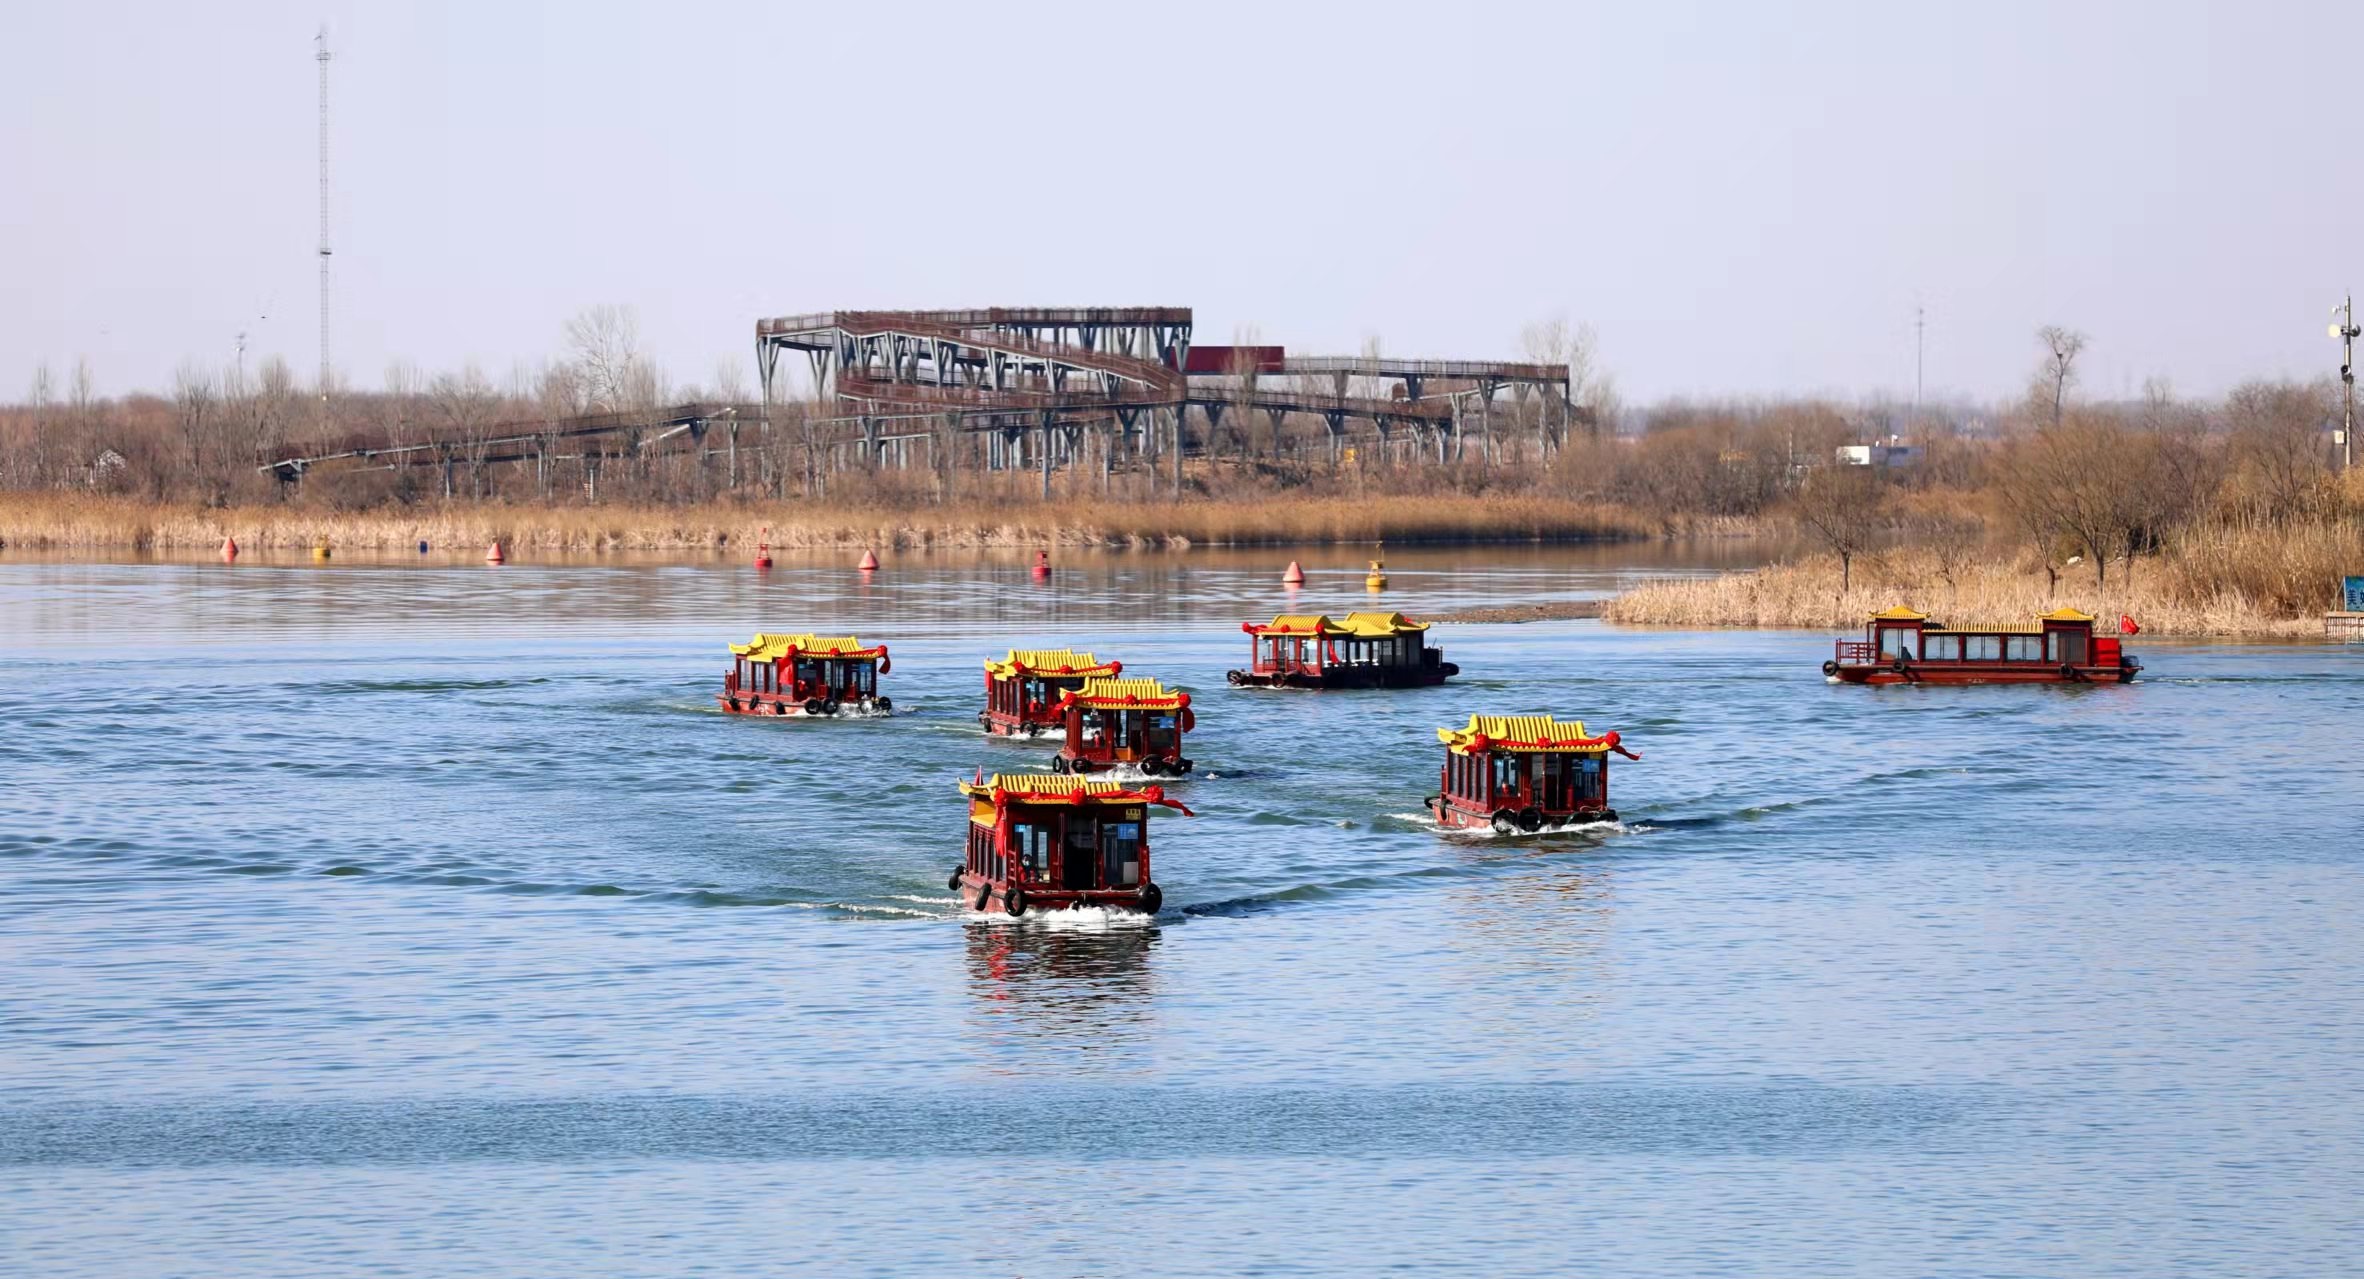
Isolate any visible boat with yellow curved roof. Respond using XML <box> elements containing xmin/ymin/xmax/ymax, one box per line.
<box><xmin>718</xmin><ymin>632</ymin><xmax>892</xmax><ymax>717</ymax></box>
<box><xmin>1826</xmin><ymin>607</ymin><xmax>2142</xmax><ymax>685</ymax></box>
<box><xmin>1424</xmin><ymin>714</ymin><xmax>1639</xmax><ymax>833</ymax></box>
<box><xmin>1226</xmin><ymin>612</ymin><xmax>1459</xmax><ymax>689</ymax></box>
<box><xmin>948</xmin><ymin>772</ymin><xmax>1192</xmax><ymax>916</ymax></box>
<box><xmin>1049</xmin><ymin>677</ymin><xmax>1197</xmax><ymax>777</ymax></box>
<box><xmin>979</xmin><ymin>648</ymin><xmax>1122</xmax><ymax>738</ymax></box>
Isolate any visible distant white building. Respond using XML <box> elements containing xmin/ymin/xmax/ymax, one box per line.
<box><xmin>1836</xmin><ymin>437</ymin><xmax>1918</xmax><ymax>468</ymax></box>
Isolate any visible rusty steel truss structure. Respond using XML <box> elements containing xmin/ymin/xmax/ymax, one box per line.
<box><xmin>256</xmin><ymin>306</ymin><xmax>1583</xmax><ymax>497</ymax></box>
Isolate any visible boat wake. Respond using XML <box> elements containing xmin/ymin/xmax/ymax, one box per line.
<box><xmin>1385</xmin><ymin>811</ymin><xmax>1631</xmax><ymax>839</ymax></box>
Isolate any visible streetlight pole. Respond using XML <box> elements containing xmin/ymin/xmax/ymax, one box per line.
<box><xmin>2336</xmin><ymin>295</ymin><xmax>2359</xmax><ymax>470</ymax></box>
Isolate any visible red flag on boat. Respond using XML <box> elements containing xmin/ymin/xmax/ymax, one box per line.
<box><xmin>2121</xmin><ymin>614</ymin><xmax>2141</xmax><ymax>634</ymax></box>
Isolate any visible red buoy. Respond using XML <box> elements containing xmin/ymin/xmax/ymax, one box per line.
<box><xmin>220</xmin><ymin>536</ymin><xmax>238</xmax><ymax>562</ymax></box>
<box><xmin>756</xmin><ymin>526</ymin><xmax>774</xmax><ymax>570</ymax></box>
<box><xmin>858</xmin><ymin>548</ymin><xmax>880</xmax><ymax>573</ymax></box>
<box><xmin>1031</xmin><ymin>549</ymin><xmax>1051</xmax><ymax>580</ymax></box>
<box><xmin>1282</xmin><ymin>560</ymin><xmax>1305</xmax><ymax>586</ymax></box>
<box><xmin>486</xmin><ymin>541</ymin><xmax>505</xmax><ymax>564</ymax></box>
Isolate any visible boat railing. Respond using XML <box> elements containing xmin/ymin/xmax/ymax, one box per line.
<box><xmin>1835</xmin><ymin>640</ymin><xmax>1877</xmax><ymax>663</ymax></box>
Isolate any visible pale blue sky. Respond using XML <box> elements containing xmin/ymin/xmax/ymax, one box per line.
<box><xmin>2</xmin><ymin>0</ymin><xmax>2355</xmax><ymax>403</ymax></box>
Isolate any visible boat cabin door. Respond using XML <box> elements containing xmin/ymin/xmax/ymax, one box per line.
<box><xmin>1061</xmin><ymin>814</ymin><xmax>1098</xmax><ymax>890</ymax></box>
<box><xmin>1877</xmin><ymin>624</ymin><xmax>1920</xmax><ymax>660</ymax></box>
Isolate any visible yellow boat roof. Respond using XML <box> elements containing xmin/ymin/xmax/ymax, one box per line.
<box><xmin>1868</xmin><ymin>606</ymin><xmax>1930</xmax><ymax>622</ymax></box>
<box><xmin>957</xmin><ymin>774</ymin><xmax>1191</xmax><ymax>813</ymax></box>
<box><xmin>1253</xmin><ymin>611</ymin><xmax>1430</xmax><ymax>637</ymax></box>
<box><xmin>1071</xmin><ymin>676</ymin><xmax>1188</xmax><ymax>708</ymax></box>
<box><xmin>729</xmin><ymin>632</ymin><xmax>881</xmax><ymax>660</ymax></box>
<box><xmin>2039</xmin><ymin>608</ymin><xmax>2096</xmax><ymax>623</ymax></box>
<box><xmin>1436</xmin><ymin>714</ymin><xmax>1617</xmax><ymax>754</ymax></box>
<box><xmin>983</xmin><ymin>648</ymin><xmax>1119</xmax><ymax>678</ymax></box>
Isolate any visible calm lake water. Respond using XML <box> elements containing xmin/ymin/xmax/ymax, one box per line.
<box><xmin>3</xmin><ymin>545</ymin><xmax>2360</xmax><ymax>1277</ymax></box>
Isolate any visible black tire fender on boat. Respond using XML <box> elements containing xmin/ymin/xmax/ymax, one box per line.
<box><xmin>1139</xmin><ymin>757</ymin><xmax>1164</xmax><ymax>778</ymax></box>
<box><xmin>947</xmin><ymin>869</ymin><xmax>964</xmax><ymax>892</ymax></box>
<box><xmin>1051</xmin><ymin>755</ymin><xmax>1071</xmax><ymax>774</ymax></box>
<box><xmin>973</xmin><ymin>884</ymin><xmax>992</xmax><ymax>912</ymax></box>
<box><xmin>821</xmin><ymin>699</ymin><xmax>841</xmax><ymax>716</ymax></box>
<box><xmin>1139</xmin><ymin>882</ymin><xmax>1163</xmax><ymax>916</ymax></box>
<box><xmin>875</xmin><ymin>696</ymin><xmax>892</xmax><ymax>713</ymax></box>
<box><xmin>1178</xmin><ymin>758</ymin><xmax>1194</xmax><ymax>774</ymax></box>
<box><xmin>1891</xmin><ymin>656</ymin><xmax>1910</xmax><ymax>675</ymax></box>
<box><xmin>772</xmin><ymin>701</ymin><xmax>789</xmax><ymax>715</ymax></box>
<box><xmin>1821</xmin><ymin>660</ymin><xmax>1840</xmax><ymax>676</ymax></box>
<box><xmin>1442</xmin><ymin>662</ymin><xmax>1461</xmax><ymax>677</ymax></box>
<box><xmin>803</xmin><ymin>698</ymin><xmax>825</xmax><ymax>716</ymax></box>
<box><xmin>1005</xmin><ymin>889</ymin><xmax>1027</xmax><ymax>917</ymax></box>
<box><xmin>1226</xmin><ymin>670</ymin><xmax>1246</xmax><ymax>686</ymax></box>
<box><xmin>1069</xmin><ymin>758</ymin><xmax>1093</xmax><ymax>775</ymax></box>
<box><xmin>1491</xmin><ymin>809</ymin><xmax>1518</xmax><ymax>835</ymax></box>
<box><xmin>1517</xmin><ymin>806</ymin><xmax>1545</xmax><ymax>833</ymax></box>
<box><xmin>2060</xmin><ymin>663</ymin><xmax>2079</xmax><ymax>681</ymax></box>
<box><xmin>1600</xmin><ymin>808</ymin><xmax>1618</xmax><ymax>822</ymax></box>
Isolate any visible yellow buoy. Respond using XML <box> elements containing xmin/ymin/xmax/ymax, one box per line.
<box><xmin>1365</xmin><ymin>558</ymin><xmax>1387</xmax><ymax>590</ymax></box>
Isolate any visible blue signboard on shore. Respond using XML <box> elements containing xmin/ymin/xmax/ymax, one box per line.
<box><xmin>2347</xmin><ymin>576</ymin><xmax>2364</xmax><ymax>612</ymax></box>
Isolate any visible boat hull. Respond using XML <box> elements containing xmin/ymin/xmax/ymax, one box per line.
<box><xmin>718</xmin><ymin>692</ymin><xmax>890</xmax><ymax>716</ymax></box>
<box><xmin>1227</xmin><ymin>663</ymin><xmax>1459</xmax><ymax>690</ymax></box>
<box><xmin>1426</xmin><ymin>796</ymin><xmax>1616</xmax><ymax>832</ymax></box>
<box><xmin>953</xmin><ymin>872</ymin><xmax>1159</xmax><ymax>917</ymax></box>
<box><xmin>1829</xmin><ymin>662</ymin><xmax>2137</xmax><ymax>686</ymax></box>
<box><xmin>980</xmin><ymin>711</ymin><xmax>1059</xmax><ymax>739</ymax></box>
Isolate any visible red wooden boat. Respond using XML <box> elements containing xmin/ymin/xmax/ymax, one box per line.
<box><xmin>1225</xmin><ymin>612</ymin><xmax>1459</xmax><ymax>688</ymax></box>
<box><xmin>1825</xmin><ymin>607</ymin><xmax>2142</xmax><ymax>685</ymax></box>
<box><xmin>1050</xmin><ymin>677</ymin><xmax>1196</xmax><ymax>776</ymax></box>
<box><xmin>717</xmin><ymin>632</ymin><xmax>892</xmax><ymax>716</ymax></box>
<box><xmin>1424</xmin><ymin>715</ymin><xmax>1639</xmax><ymax>832</ymax></box>
<box><xmin>949</xmin><ymin>773</ymin><xmax>1191</xmax><ymax>916</ymax></box>
<box><xmin>979</xmin><ymin>649</ymin><xmax>1121</xmax><ymax>738</ymax></box>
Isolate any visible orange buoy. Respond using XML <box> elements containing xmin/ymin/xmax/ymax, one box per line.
<box><xmin>486</xmin><ymin>541</ymin><xmax>505</xmax><ymax>564</ymax></box>
<box><xmin>858</xmin><ymin>548</ymin><xmax>879</xmax><ymax>572</ymax></box>
<box><xmin>1031</xmin><ymin>549</ymin><xmax>1051</xmax><ymax>580</ymax></box>
<box><xmin>220</xmin><ymin>536</ymin><xmax>238</xmax><ymax>562</ymax></box>
<box><xmin>1282</xmin><ymin>560</ymin><xmax>1305</xmax><ymax>586</ymax></box>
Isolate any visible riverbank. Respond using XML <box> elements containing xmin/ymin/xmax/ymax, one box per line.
<box><xmin>1603</xmin><ymin>541</ymin><xmax>2354</xmax><ymax>639</ymax></box>
<box><xmin>0</xmin><ymin>492</ymin><xmax>1668</xmax><ymax>552</ymax></box>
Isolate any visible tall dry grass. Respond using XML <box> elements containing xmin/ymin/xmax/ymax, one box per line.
<box><xmin>1605</xmin><ymin>523</ymin><xmax>2364</xmax><ymax>639</ymax></box>
<box><xmin>0</xmin><ymin>491</ymin><xmax>1657</xmax><ymax>553</ymax></box>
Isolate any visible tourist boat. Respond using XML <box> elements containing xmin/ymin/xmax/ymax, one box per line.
<box><xmin>1424</xmin><ymin>715</ymin><xmax>1639</xmax><ymax>833</ymax></box>
<box><xmin>1225</xmin><ymin>612</ymin><xmax>1459</xmax><ymax>688</ymax></box>
<box><xmin>949</xmin><ymin>773</ymin><xmax>1190</xmax><ymax>916</ymax></box>
<box><xmin>1824</xmin><ymin>607</ymin><xmax>2142</xmax><ymax>685</ymax></box>
<box><xmin>979</xmin><ymin>649</ymin><xmax>1122</xmax><ymax>738</ymax></box>
<box><xmin>717</xmin><ymin>632</ymin><xmax>892</xmax><ymax>716</ymax></box>
<box><xmin>1050</xmin><ymin>677</ymin><xmax>1196</xmax><ymax>777</ymax></box>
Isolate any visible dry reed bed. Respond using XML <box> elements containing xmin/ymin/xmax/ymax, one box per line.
<box><xmin>0</xmin><ymin>493</ymin><xmax>1654</xmax><ymax>552</ymax></box>
<box><xmin>1605</xmin><ymin>536</ymin><xmax>2361</xmax><ymax>639</ymax></box>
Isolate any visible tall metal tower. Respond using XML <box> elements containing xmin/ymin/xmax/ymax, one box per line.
<box><xmin>315</xmin><ymin>26</ymin><xmax>333</xmax><ymax>401</ymax></box>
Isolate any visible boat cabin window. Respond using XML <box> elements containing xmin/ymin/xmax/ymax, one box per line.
<box><xmin>1964</xmin><ymin>635</ymin><xmax>2001</xmax><ymax>661</ymax></box>
<box><xmin>2047</xmin><ymin>630</ymin><xmax>2088</xmax><ymax>664</ymax></box>
<box><xmin>2006</xmin><ymin>635</ymin><xmax>2042</xmax><ymax>662</ymax></box>
<box><xmin>1492</xmin><ymin>753</ymin><xmax>1524</xmax><ymax>802</ymax></box>
<box><xmin>1009</xmin><ymin>821</ymin><xmax>1052</xmax><ymax>884</ymax></box>
<box><xmin>1878</xmin><ymin>627</ymin><xmax>1918</xmax><ymax>659</ymax></box>
<box><xmin>1101</xmin><ymin>818</ymin><xmax>1142</xmax><ymax>888</ymax></box>
<box><xmin>1923</xmin><ymin>635</ymin><xmax>1961</xmax><ymax>661</ymax></box>
<box><xmin>1537</xmin><ymin>754</ymin><xmax>1604</xmax><ymax>809</ymax></box>
<box><xmin>794</xmin><ymin>658</ymin><xmax>819</xmax><ymax>688</ymax></box>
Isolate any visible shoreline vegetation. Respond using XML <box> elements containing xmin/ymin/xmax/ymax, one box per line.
<box><xmin>0</xmin><ymin>491</ymin><xmax>1666</xmax><ymax>553</ymax></box>
<box><xmin>1606</xmin><ymin>530</ymin><xmax>2363</xmax><ymax>639</ymax></box>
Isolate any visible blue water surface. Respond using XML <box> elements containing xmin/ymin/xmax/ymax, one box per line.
<box><xmin>2</xmin><ymin>548</ymin><xmax>2359</xmax><ymax>1277</ymax></box>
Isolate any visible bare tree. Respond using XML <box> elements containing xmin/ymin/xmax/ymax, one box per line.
<box><xmin>563</xmin><ymin>304</ymin><xmax>646</xmax><ymax>412</ymax></box>
<box><xmin>1794</xmin><ymin>463</ymin><xmax>1887</xmax><ymax>593</ymax></box>
<box><xmin>173</xmin><ymin>361</ymin><xmax>222</xmax><ymax>499</ymax></box>
<box><xmin>429</xmin><ymin>364</ymin><xmax>501</xmax><ymax>499</ymax></box>
<box><xmin>2033</xmin><ymin>326</ymin><xmax>2088</xmax><ymax>428</ymax></box>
